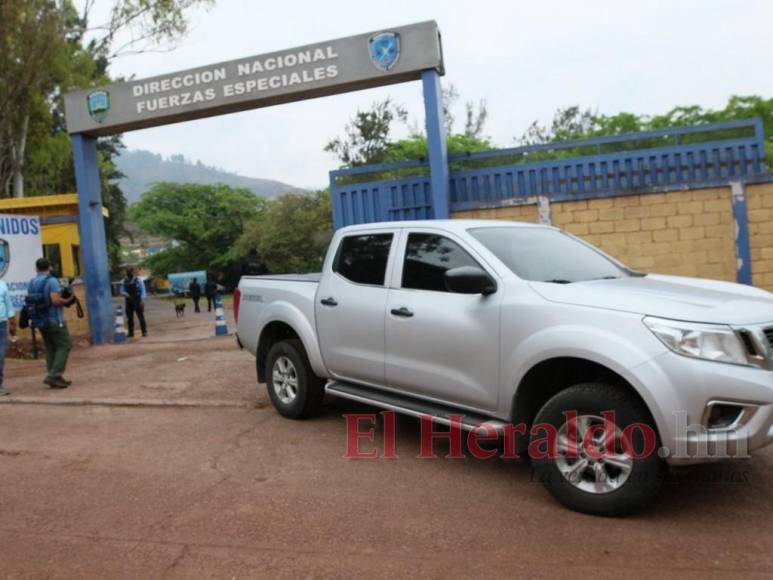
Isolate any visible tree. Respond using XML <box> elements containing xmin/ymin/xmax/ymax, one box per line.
<box><xmin>97</xmin><ymin>135</ymin><xmax>129</xmax><ymax>272</ymax></box>
<box><xmin>84</xmin><ymin>0</ymin><xmax>213</xmax><ymax>61</ymax></box>
<box><xmin>0</xmin><ymin>0</ymin><xmax>70</xmax><ymax>197</ymax></box>
<box><xmin>441</xmin><ymin>83</ymin><xmax>489</xmax><ymax>140</ymax></box>
<box><xmin>327</xmin><ymin>89</ymin><xmax>493</xmax><ymax>172</ymax></box>
<box><xmin>130</xmin><ymin>183</ymin><xmax>266</xmax><ymax>276</ymax></box>
<box><xmin>442</xmin><ymin>84</ymin><xmax>459</xmax><ymax>136</ymax></box>
<box><xmin>324</xmin><ymin>98</ymin><xmax>407</xmax><ymax>167</ymax></box>
<box><xmin>0</xmin><ymin>0</ymin><xmax>211</xmax><ymax>198</ymax></box>
<box><xmin>516</xmin><ymin>96</ymin><xmax>773</xmax><ymax>163</ymax></box>
<box><xmin>464</xmin><ymin>99</ymin><xmax>489</xmax><ymax>139</ymax></box>
<box><xmin>517</xmin><ymin>106</ymin><xmax>599</xmax><ymax>146</ymax></box>
<box><xmin>234</xmin><ymin>191</ymin><xmax>333</xmax><ymax>274</ymax></box>
<box><xmin>0</xmin><ymin>0</ymin><xmax>209</xmax><ymax>275</ymax></box>
<box><xmin>383</xmin><ymin>133</ymin><xmax>493</xmax><ymax>164</ymax></box>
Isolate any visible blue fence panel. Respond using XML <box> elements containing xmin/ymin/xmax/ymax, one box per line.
<box><xmin>330</xmin><ymin>167</ymin><xmax>433</xmax><ymax>229</ymax></box>
<box><xmin>330</xmin><ymin>119</ymin><xmax>767</xmax><ymax>227</ymax></box>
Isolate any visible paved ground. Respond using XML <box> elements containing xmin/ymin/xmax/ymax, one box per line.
<box><xmin>1</xmin><ymin>298</ymin><xmax>773</xmax><ymax>578</ymax></box>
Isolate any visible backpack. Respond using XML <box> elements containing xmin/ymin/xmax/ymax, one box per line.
<box><xmin>23</xmin><ymin>275</ymin><xmax>53</xmax><ymax>329</ymax></box>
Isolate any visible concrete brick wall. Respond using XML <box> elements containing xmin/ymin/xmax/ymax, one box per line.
<box><xmin>553</xmin><ymin>189</ymin><xmax>737</xmax><ymax>281</ymax></box>
<box><xmin>453</xmin><ymin>204</ymin><xmax>539</xmax><ymax>223</ymax></box>
<box><xmin>452</xmin><ymin>187</ymin><xmax>738</xmax><ymax>283</ymax></box>
<box><xmin>747</xmin><ymin>182</ymin><xmax>773</xmax><ymax>291</ymax></box>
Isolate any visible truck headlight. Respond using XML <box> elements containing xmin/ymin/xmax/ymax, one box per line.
<box><xmin>643</xmin><ymin>317</ymin><xmax>749</xmax><ymax>366</ymax></box>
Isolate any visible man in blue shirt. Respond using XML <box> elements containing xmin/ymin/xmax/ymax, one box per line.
<box><xmin>0</xmin><ymin>278</ymin><xmax>17</xmax><ymax>396</ymax></box>
<box><xmin>28</xmin><ymin>258</ymin><xmax>75</xmax><ymax>389</ymax></box>
<box><xmin>120</xmin><ymin>267</ymin><xmax>148</xmax><ymax>337</ymax></box>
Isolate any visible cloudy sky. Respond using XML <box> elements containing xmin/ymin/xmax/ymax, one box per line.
<box><xmin>84</xmin><ymin>0</ymin><xmax>773</xmax><ymax>190</ymax></box>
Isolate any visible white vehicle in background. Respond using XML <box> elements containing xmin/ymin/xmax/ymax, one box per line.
<box><xmin>235</xmin><ymin>220</ymin><xmax>773</xmax><ymax>516</ymax></box>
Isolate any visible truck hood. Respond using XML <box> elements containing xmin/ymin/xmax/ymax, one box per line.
<box><xmin>530</xmin><ymin>274</ymin><xmax>773</xmax><ymax>325</ymax></box>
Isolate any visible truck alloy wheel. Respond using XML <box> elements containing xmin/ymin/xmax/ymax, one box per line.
<box><xmin>554</xmin><ymin>414</ymin><xmax>634</xmax><ymax>494</ymax></box>
<box><xmin>265</xmin><ymin>339</ymin><xmax>325</xmax><ymax>419</ymax></box>
<box><xmin>530</xmin><ymin>382</ymin><xmax>665</xmax><ymax>516</ymax></box>
<box><xmin>272</xmin><ymin>356</ymin><xmax>299</xmax><ymax>404</ymax></box>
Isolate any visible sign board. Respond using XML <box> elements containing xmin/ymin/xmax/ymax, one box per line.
<box><xmin>0</xmin><ymin>214</ymin><xmax>43</xmax><ymax>311</ymax></box>
<box><xmin>64</xmin><ymin>21</ymin><xmax>443</xmax><ymax>136</ymax></box>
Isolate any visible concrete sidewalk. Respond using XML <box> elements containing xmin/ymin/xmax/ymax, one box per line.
<box><xmin>4</xmin><ymin>296</ymin><xmax>257</xmax><ymax>407</ymax></box>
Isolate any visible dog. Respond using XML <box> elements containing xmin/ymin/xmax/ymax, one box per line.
<box><xmin>175</xmin><ymin>302</ymin><xmax>186</xmax><ymax>318</ymax></box>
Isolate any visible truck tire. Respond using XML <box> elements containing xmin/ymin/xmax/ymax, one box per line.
<box><xmin>530</xmin><ymin>382</ymin><xmax>665</xmax><ymax>516</ymax></box>
<box><xmin>265</xmin><ymin>339</ymin><xmax>325</xmax><ymax>419</ymax></box>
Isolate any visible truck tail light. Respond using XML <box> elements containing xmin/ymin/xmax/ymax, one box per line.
<box><xmin>233</xmin><ymin>288</ymin><xmax>241</xmax><ymax>324</ymax></box>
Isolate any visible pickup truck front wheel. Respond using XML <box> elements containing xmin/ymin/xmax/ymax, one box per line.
<box><xmin>530</xmin><ymin>382</ymin><xmax>665</xmax><ymax>516</ymax></box>
<box><xmin>265</xmin><ymin>339</ymin><xmax>324</xmax><ymax>419</ymax></box>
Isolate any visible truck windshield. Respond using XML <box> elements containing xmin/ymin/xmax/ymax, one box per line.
<box><xmin>469</xmin><ymin>227</ymin><xmax>632</xmax><ymax>283</ymax></box>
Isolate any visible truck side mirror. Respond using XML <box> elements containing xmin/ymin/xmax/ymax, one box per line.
<box><xmin>444</xmin><ymin>266</ymin><xmax>497</xmax><ymax>295</ymax></box>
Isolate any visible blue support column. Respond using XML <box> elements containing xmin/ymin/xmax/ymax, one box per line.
<box><xmin>730</xmin><ymin>180</ymin><xmax>753</xmax><ymax>285</ymax></box>
<box><xmin>421</xmin><ymin>69</ymin><xmax>450</xmax><ymax>219</ymax></box>
<box><xmin>71</xmin><ymin>133</ymin><xmax>114</xmax><ymax>344</ymax></box>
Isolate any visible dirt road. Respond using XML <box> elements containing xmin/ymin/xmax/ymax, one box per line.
<box><xmin>1</xmin><ymin>298</ymin><xmax>772</xmax><ymax>578</ymax></box>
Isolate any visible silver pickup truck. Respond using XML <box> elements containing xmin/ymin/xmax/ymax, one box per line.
<box><xmin>235</xmin><ymin>219</ymin><xmax>773</xmax><ymax>515</ymax></box>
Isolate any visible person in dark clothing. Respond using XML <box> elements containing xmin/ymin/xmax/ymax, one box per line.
<box><xmin>121</xmin><ymin>267</ymin><xmax>148</xmax><ymax>337</ymax></box>
<box><xmin>240</xmin><ymin>249</ymin><xmax>268</xmax><ymax>277</ymax></box>
<box><xmin>204</xmin><ymin>278</ymin><xmax>217</xmax><ymax>312</ymax></box>
<box><xmin>189</xmin><ymin>278</ymin><xmax>202</xmax><ymax>313</ymax></box>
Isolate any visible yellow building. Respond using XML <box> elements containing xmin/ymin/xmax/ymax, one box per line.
<box><xmin>0</xmin><ymin>194</ymin><xmax>110</xmax><ymax>338</ymax></box>
<box><xmin>0</xmin><ymin>193</ymin><xmax>108</xmax><ymax>279</ymax></box>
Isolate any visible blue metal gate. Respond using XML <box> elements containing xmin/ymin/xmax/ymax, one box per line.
<box><xmin>330</xmin><ymin>118</ymin><xmax>767</xmax><ymax>228</ymax></box>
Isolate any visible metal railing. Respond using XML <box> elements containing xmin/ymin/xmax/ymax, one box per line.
<box><xmin>330</xmin><ymin>118</ymin><xmax>767</xmax><ymax>227</ymax></box>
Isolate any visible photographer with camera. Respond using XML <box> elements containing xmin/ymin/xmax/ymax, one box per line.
<box><xmin>25</xmin><ymin>258</ymin><xmax>75</xmax><ymax>389</ymax></box>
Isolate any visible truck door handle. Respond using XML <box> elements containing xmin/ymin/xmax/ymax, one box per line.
<box><xmin>390</xmin><ymin>307</ymin><xmax>414</xmax><ymax>318</ymax></box>
<box><xmin>320</xmin><ymin>297</ymin><xmax>338</xmax><ymax>307</ymax></box>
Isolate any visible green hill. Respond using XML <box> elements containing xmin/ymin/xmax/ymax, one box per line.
<box><xmin>115</xmin><ymin>149</ymin><xmax>306</xmax><ymax>204</ymax></box>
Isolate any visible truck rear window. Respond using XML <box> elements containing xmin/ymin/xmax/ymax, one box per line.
<box><xmin>333</xmin><ymin>233</ymin><xmax>393</xmax><ymax>286</ymax></box>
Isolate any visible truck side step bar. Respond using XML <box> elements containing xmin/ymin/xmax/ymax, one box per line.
<box><xmin>325</xmin><ymin>380</ymin><xmax>509</xmax><ymax>434</ymax></box>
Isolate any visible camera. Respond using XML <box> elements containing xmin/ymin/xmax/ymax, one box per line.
<box><xmin>60</xmin><ymin>278</ymin><xmax>74</xmax><ymax>302</ymax></box>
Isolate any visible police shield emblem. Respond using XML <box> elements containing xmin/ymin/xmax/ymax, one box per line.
<box><xmin>369</xmin><ymin>32</ymin><xmax>400</xmax><ymax>71</ymax></box>
<box><xmin>0</xmin><ymin>239</ymin><xmax>9</xmax><ymax>279</ymax></box>
<box><xmin>87</xmin><ymin>90</ymin><xmax>110</xmax><ymax>123</ymax></box>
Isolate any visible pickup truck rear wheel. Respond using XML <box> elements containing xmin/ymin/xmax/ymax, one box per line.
<box><xmin>530</xmin><ymin>382</ymin><xmax>665</xmax><ymax>516</ymax></box>
<box><xmin>265</xmin><ymin>339</ymin><xmax>324</xmax><ymax>419</ymax></box>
